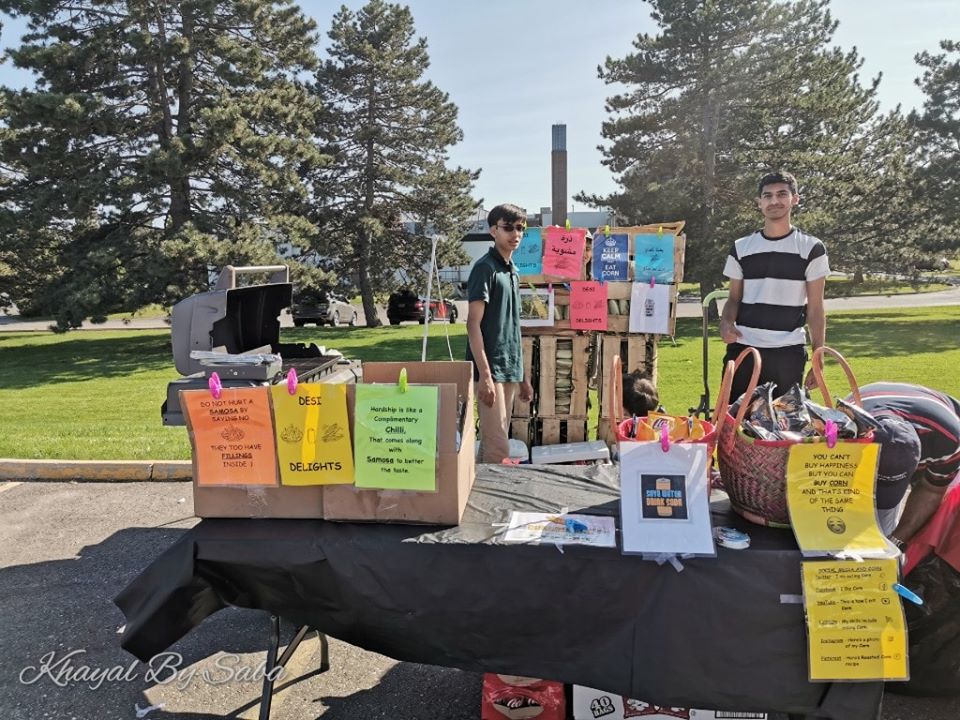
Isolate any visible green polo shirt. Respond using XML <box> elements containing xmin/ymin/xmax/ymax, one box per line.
<box><xmin>465</xmin><ymin>247</ymin><xmax>523</xmax><ymax>382</ymax></box>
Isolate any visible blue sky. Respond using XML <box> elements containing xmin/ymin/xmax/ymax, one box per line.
<box><xmin>2</xmin><ymin>0</ymin><xmax>959</xmax><ymax>214</ymax></box>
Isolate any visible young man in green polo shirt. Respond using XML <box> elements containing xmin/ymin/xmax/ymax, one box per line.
<box><xmin>466</xmin><ymin>203</ymin><xmax>534</xmax><ymax>463</ymax></box>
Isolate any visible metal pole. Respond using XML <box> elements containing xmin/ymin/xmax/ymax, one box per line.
<box><xmin>421</xmin><ymin>234</ymin><xmax>439</xmax><ymax>362</ymax></box>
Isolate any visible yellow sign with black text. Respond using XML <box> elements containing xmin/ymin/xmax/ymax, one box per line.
<box><xmin>802</xmin><ymin>559</ymin><xmax>908</xmax><ymax>681</ymax></box>
<box><xmin>271</xmin><ymin>383</ymin><xmax>355</xmax><ymax>485</ymax></box>
<box><xmin>786</xmin><ymin>443</ymin><xmax>886</xmax><ymax>554</ymax></box>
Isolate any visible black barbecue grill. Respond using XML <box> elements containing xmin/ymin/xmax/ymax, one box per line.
<box><xmin>161</xmin><ymin>264</ymin><xmax>358</xmax><ymax>425</ymax></box>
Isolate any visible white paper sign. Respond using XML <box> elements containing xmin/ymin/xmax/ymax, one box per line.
<box><xmin>504</xmin><ymin>512</ymin><xmax>616</xmax><ymax>548</ymax></box>
<box><xmin>619</xmin><ymin>442</ymin><xmax>715</xmax><ymax>556</ymax></box>
<box><xmin>573</xmin><ymin>686</ymin><xmax>768</xmax><ymax>720</ymax></box>
<box><xmin>519</xmin><ymin>287</ymin><xmax>555</xmax><ymax>327</ymax></box>
<box><xmin>628</xmin><ymin>282</ymin><xmax>670</xmax><ymax>334</ymax></box>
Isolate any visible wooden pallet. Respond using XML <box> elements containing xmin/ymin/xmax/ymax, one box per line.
<box><xmin>511</xmin><ymin>336</ymin><xmax>536</xmax><ymax>417</ymax></box>
<box><xmin>596</xmin><ymin>282</ymin><xmax>679</xmax><ymax>335</ymax></box>
<box><xmin>537</xmin><ymin>335</ymin><xmax>590</xmax><ymax>418</ymax></box>
<box><xmin>535</xmin><ymin>417</ymin><xmax>589</xmax><ymax>445</ymax></box>
<box><xmin>597</xmin><ymin>334</ymin><xmax>658</xmax><ymax>420</ymax></box>
<box><xmin>510</xmin><ymin>418</ymin><xmax>534</xmax><ymax>447</ymax></box>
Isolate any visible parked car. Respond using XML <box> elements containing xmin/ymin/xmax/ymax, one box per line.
<box><xmin>387</xmin><ymin>289</ymin><xmax>458</xmax><ymax>325</ymax></box>
<box><xmin>291</xmin><ymin>290</ymin><xmax>358</xmax><ymax>327</ymax></box>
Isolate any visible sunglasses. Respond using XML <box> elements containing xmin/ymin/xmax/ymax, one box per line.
<box><xmin>498</xmin><ymin>222</ymin><xmax>527</xmax><ymax>233</ymax></box>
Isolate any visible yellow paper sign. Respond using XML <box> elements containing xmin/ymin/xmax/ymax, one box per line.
<box><xmin>353</xmin><ymin>383</ymin><xmax>438</xmax><ymax>491</ymax></box>
<box><xmin>271</xmin><ymin>383</ymin><xmax>354</xmax><ymax>486</ymax></box>
<box><xmin>802</xmin><ymin>559</ymin><xmax>908</xmax><ymax>681</ymax></box>
<box><xmin>787</xmin><ymin>443</ymin><xmax>886</xmax><ymax>553</ymax></box>
<box><xmin>181</xmin><ymin>387</ymin><xmax>278</xmax><ymax>486</ymax></box>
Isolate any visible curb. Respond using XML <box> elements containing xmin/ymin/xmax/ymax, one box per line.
<box><xmin>0</xmin><ymin>459</ymin><xmax>192</xmax><ymax>482</ymax></box>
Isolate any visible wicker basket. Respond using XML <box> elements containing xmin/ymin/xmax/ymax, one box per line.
<box><xmin>712</xmin><ymin>346</ymin><xmax>869</xmax><ymax>527</ymax></box>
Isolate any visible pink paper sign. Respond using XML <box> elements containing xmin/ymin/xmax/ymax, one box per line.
<box><xmin>542</xmin><ymin>227</ymin><xmax>586</xmax><ymax>278</ymax></box>
<box><xmin>569</xmin><ymin>281</ymin><xmax>608</xmax><ymax>330</ymax></box>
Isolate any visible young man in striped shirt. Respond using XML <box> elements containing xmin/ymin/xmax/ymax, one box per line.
<box><xmin>720</xmin><ymin>171</ymin><xmax>829</xmax><ymax>402</ymax></box>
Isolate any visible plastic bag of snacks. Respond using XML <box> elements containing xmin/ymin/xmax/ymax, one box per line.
<box><xmin>481</xmin><ymin>673</ymin><xmax>566</xmax><ymax>720</ymax></box>
<box><xmin>713</xmin><ymin>347</ymin><xmax>876</xmax><ymax>527</ymax></box>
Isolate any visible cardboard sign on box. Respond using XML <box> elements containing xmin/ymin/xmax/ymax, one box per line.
<box><xmin>323</xmin><ymin>361</ymin><xmax>476</xmax><ymax>525</ymax></box>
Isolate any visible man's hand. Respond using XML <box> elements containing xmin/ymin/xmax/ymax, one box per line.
<box><xmin>803</xmin><ymin>367</ymin><xmax>817</xmax><ymax>391</ymax></box>
<box><xmin>478</xmin><ymin>375</ymin><xmax>496</xmax><ymax>408</ymax></box>
<box><xmin>719</xmin><ymin>318</ymin><xmax>742</xmax><ymax>344</ymax></box>
<box><xmin>520</xmin><ymin>379</ymin><xmax>533</xmax><ymax>402</ymax></box>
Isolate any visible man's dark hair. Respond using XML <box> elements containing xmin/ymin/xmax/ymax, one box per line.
<box><xmin>757</xmin><ymin>171</ymin><xmax>798</xmax><ymax>196</ymax></box>
<box><xmin>622</xmin><ymin>369</ymin><xmax>659</xmax><ymax>416</ymax></box>
<box><xmin>488</xmin><ymin>204</ymin><xmax>526</xmax><ymax>227</ymax></box>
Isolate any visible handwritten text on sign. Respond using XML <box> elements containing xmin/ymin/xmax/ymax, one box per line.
<box><xmin>542</xmin><ymin>227</ymin><xmax>586</xmax><ymax>278</ymax></box>
<box><xmin>569</xmin><ymin>281</ymin><xmax>608</xmax><ymax>330</ymax></box>
<box><xmin>354</xmin><ymin>383</ymin><xmax>438</xmax><ymax>491</ymax></box>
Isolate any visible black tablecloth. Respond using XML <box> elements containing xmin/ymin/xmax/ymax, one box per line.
<box><xmin>115</xmin><ymin>464</ymin><xmax>882</xmax><ymax>719</ymax></box>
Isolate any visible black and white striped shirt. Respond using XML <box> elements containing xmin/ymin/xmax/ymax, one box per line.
<box><xmin>723</xmin><ymin>228</ymin><xmax>830</xmax><ymax>348</ymax></box>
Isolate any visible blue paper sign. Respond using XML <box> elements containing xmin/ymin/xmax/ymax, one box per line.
<box><xmin>592</xmin><ymin>232</ymin><xmax>629</xmax><ymax>281</ymax></box>
<box><xmin>633</xmin><ymin>233</ymin><xmax>675</xmax><ymax>284</ymax></box>
<box><xmin>515</xmin><ymin>227</ymin><xmax>543</xmax><ymax>276</ymax></box>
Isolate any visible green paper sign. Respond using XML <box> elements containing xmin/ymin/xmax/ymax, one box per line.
<box><xmin>354</xmin><ymin>383</ymin><xmax>439</xmax><ymax>491</ymax></box>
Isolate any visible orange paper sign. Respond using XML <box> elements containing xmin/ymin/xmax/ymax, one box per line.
<box><xmin>181</xmin><ymin>387</ymin><xmax>279</xmax><ymax>486</ymax></box>
<box><xmin>542</xmin><ymin>227</ymin><xmax>586</xmax><ymax>278</ymax></box>
<box><xmin>569</xmin><ymin>281</ymin><xmax>608</xmax><ymax>330</ymax></box>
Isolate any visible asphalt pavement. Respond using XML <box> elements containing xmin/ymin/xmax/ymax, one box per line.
<box><xmin>1</xmin><ymin>481</ymin><xmax>959</xmax><ymax>720</ymax></box>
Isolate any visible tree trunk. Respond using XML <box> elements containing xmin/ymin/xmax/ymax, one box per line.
<box><xmin>359</xmin><ymin>72</ymin><xmax>382</xmax><ymax>327</ymax></box>
<box><xmin>170</xmin><ymin>3</ymin><xmax>194</xmax><ymax>233</ymax></box>
<box><xmin>357</xmin><ymin>257</ymin><xmax>380</xmax><ymax>327</ymax></box>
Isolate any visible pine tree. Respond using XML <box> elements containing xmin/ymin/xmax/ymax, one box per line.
<box><xmin>579</xmin><ymin>0</ymin><xmax>913</xmax><ymax>294</ymax></box>
<box><xmin>0</xmin><ymin>0</ymin><xmax>330</xmax><ymax>327</ymax></box>
<box><xmin>311</xmin><ymin>0</ymin><xmax>478</xmax><ymax>327</ymax></box>
<box><xmin>911</xmin><ymin>40</ymin><xmax>960</xmax><ymax>257</ymax></box>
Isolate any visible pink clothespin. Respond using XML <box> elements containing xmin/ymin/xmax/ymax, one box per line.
<box><xmin>548</xmin><ymin>282</ymin><xmax>554</xmax><ymax>294</ymax></box>
<box><xmin>649</xmin><ymin>275</ymin><xmax>655</xmax><ymax>288</ymax></box>
<box><xmin>208</xmin><ymin>372</ymin><xmax>222</xmax><ymax>400</ymax></box>
<box><xmin>825</xmin><ymin>419</ymin><xmax>838</xmax><ymax>449</ymax></box>
<box><xmin>660</xmin><ymin>425</ymin><xmax>670</xmax><ymax>452</ymax></box>
<box><xmin>287</xmin><ymin>367</ymin><xmax>298</xmax><ymax>395</ymax></box>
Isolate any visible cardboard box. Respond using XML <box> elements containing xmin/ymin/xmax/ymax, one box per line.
<box><xmin>188</xmin><ymin>375</ymin><xmax>361</xmax><ymax>519</ymax></box>
<box><xmin>322</xmin><ymin>361</ymin><xmax>476</xmax><ymax>525</ymax></box>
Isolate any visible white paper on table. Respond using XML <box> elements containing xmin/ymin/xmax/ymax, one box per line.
<box><xmin>628</xmin><ymin>282</ymin><xmax>670</xmax><ymax>334</ymax></box>
<box><xmin>619</xmin><ymin>441</ymin><xmax>715</xmax><ymax>556</ymax></box>
<box><xmin>503</xmin><ymin>512</ymin><xmax>616</xmax><ymax>547</ymax></box>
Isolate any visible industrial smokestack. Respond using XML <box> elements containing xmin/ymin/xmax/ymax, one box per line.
<box><xmin>551</xmin><ymin>124</ymin><xmax>567</xmax><ymax>228</ymax></box>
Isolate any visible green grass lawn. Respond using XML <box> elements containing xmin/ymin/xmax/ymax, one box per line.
<box><xmin>1</xmin><ymin>306</ymin><xmax>957</xmax><ymax>460</ymax></box>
